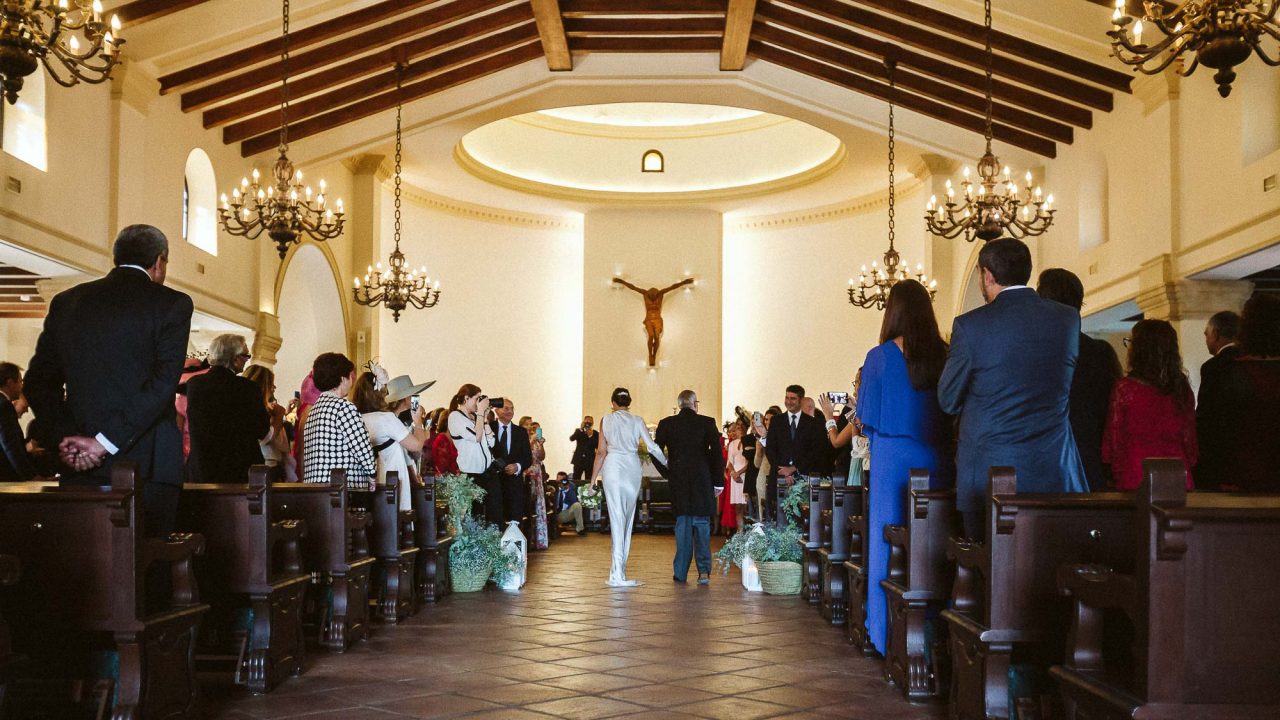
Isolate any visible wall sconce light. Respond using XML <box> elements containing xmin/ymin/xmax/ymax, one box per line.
<box><xmin>641</xmin><ymin>149</ymin><xmax>664</xmax><ymax>173</ymax></box>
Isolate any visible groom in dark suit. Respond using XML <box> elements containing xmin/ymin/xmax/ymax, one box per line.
<box><xmin>25</xmin><ymin>224</ymin><xmax>194</xmax><ymax>536</ymax></box>
<box><xmin>654</xmin><ymin>389</ymin><xmax>724</xmax><ymax>585</ymax></box>
<box><xmin>490</xmin><ymin>399</ymin><xmax>533</xmax><ymax>524</ymax></box>
<box><xmin>939</xmin><ymin>238</ymin><xmax>1086</xmax><ymax>538</ymax></box>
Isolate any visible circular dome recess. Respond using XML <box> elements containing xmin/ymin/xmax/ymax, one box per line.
<box><xmin>455</xmin><ymin>102</ymin><xmax>845</xmax><ymax>202</ymax></box>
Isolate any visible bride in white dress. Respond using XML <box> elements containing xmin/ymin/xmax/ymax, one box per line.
<box><xmin>591</xmin><ymin>387</ymin><xmax>667</xmax><ymax>587</ymax></box>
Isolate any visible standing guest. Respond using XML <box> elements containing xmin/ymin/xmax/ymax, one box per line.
<box><xmin>292</xmin><ymin>371</ymin><xmax>320</xmax><ymax>476</ymax></box>
<box><xmin>26</xmin><ymin>225</ymin><xmax>193</xmax><ymax>535</ymax></box>
<box><xmin>302</xmin><ymin>353</ymin><xmax>375</xmax><ymax>503</ymax></box>
<box><xmin>175</xmin><ymin>357</ymin><xmax>209</xmax><ymax>461</ymax></box>
<box><xmin>816</xmin><ymin>391</ymin><xmax>861</xmax><ymax>485</ymax></box>
<box><xmin>724</xmin><ymin>420</ymin><xmax>749</xmax><ymax>533</ymax></box>
<box><xmin>0</xmin><ymin>363</ymin><xmax>47</xmax><ymax>482</ymax></box>
<box><xmin>552</xmin><ymin>471</ymin><xmax>586</xmax><ymax>535</ymax></box>
<box><xmin>353</xmin><ymin>369</ymin><xmax>432</xmax><ymax>510</ymax></box>
<box><xmin>186</xmin><ymin>334</ymin><xmax>271</xmax><ymax>484</ymax></box>
<box><xmin>242</xmin><ymin>364</ymin><xmax>297</xmax><ymax>482</ymax></box>
<box><xmin>428</xmin><ymin>408</ymin><xmax>458</xmax><ymax>477</ymax></box>
<box><xmin>940</xmin><ymin>239</ymin><xmax>1085</xmax><ymax>538</ymax></box>
<box><xmin>653</xmin><ymin>390</ymin><xmax>723</xmax><ymax>585</ymax></box>
<box><xmin>447</xmin><ymin>385</ymin><xmax>498</xmax><ymax>522</ymax></box>
<box><xmin>857</xmin><ymin>279</ymin><xmax>954</xmax><ymax>657</ymax></box>
<box><xmin>491</xmin><ymin>399</ymin><xmax>533</xmax><ymax>524</ymax></box>
<box><xmin>751</xmin><ymin>406</ymin><xmax>781</xmax><ymax>521</ymax></box>
<box><xmin>1102</xmin><ymin>320</ymin><xmax>1197</xmax><ymax>490</ymax></box>
<box><xmin>757</xmin><ymin>386</ymin><xmax>825</xmax><ymax>523</ymax></box>
<box><xmin>1195</xmin><ymin>310</ymin><xmax>1241</xmax><ymax>489</ymax></box>
<box><xmin>521</xmin><ymin>416</ymin><xmax>549</xmax><ymax>549</ymax></box>
<box><xmin>570</xmin><ymin>416</ymin><xmax>599</xmax><ymax>483</ymax></box>
<box><xmin>1201</xmin><ymin>310</ymin><xmax>1242</xmax><ymax>382</ymax></box>
<box><xmin>1196</xmin><ymin>294</ymin><xmax>1280</xmax><ymax>491</ymax></box>
<box><xmin>1037</xmin><ymin>268</ymin><xmax>1123</xmax><ymax>491</ymax></box>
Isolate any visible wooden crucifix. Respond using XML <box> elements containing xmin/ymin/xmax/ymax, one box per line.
<box><xmin>613</xmin><ymin>276</ymin><xmax>695</xmax><ymax>367</ymax></box>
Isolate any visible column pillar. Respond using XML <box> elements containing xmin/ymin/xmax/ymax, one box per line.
<box><xmin>1135</xmin><ymin>255</ymin><xmax>1253</xmax><ymax>390</ymax></box>
<box><xmin>250</xmin><ymin>311</ymin><xmax>283</xmax><ymax>369</ymax></box>
<box><xmin>345</xmin><ymin>154</ymin><xmax>386</xmax><ymax>369</ymax></box>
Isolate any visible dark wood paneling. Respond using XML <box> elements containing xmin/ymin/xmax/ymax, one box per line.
<box><xmin>111</xmin><ymin>0</ymin><xmax>212</xmax><ymax>28</ymax></box>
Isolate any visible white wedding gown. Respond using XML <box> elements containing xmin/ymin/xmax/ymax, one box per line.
<box><xmin>599</xmin><ymin>409</ymin><xmax>667</xmax><ymax>586</ymax></box>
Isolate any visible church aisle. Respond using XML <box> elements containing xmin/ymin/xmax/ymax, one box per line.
<box><xmin>209</xmin><ymin>532</ymin><xmax>945</xmax><ymax>720</ymax></box>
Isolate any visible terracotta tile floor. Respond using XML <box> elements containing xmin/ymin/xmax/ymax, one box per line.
<box><xmin>206</xmin><ymin>532</ymin><xmax>946</xmax><ymax>719</ymax></box>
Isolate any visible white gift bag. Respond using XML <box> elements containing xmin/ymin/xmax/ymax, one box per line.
<box><xmin>500</xmin><ymin>521</ymin><xmax>527</xmax><ymax>590</ymax></box>
<box><xmin>740</xmin><ymin>524</ymin><xmax>764</xmax><ymax>592</ymax></box>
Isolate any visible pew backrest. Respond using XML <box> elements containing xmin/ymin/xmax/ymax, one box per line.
<box><xmin>885</xmin><ymin>470</ymin><xmax>958</xmax><ymax>592</ymax></box>
<box><xmin>269</xmin><ymin>470</ymin><xmax>369</xmax><ymax>575</ymax></box>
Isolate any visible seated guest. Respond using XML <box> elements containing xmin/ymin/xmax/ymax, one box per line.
<box><xmin>1102</xmin><ymin>320</ymin><xmax>1197</xmax><ymax>490</ymax></box>
<box><xmin>0</xmin><ymin>362</ymin><xmax>46</xmax><ymax>482</ymax></box>
<box><xmin>302</xmin><ymin>353</ymin><xmax>375</xmax><ymax>499</ymax></box>
<box><xmin>429</xmin><ymin>408</ymin><xmax>459</xmax><ymax>477</ymax></box>
<box><xmin>552</xmin><ymin>471</ymin><xmax>585</xmax><ymax>535</ymax></box>
<box><xmin>353</xmin><ymin>367</ymin><xmax>432</xmax><ymax>511</ymax></box>
<box><xmin>1037</xmin><ymin>268</ymin><xmax>1122</xmax><ymax>491</ymax></box>
<box><xmin>186</xmin><ymin>335</ymin><xmax>271</xmax><ymax>484</ymax></box>
<box><xmin>1195</xmin><ymin>310</ymin><xmax>1240</xmax><ymax>489</ymax></box>
<box><xmin>1196</xmin><ymin>294</ymin><xmax>1280</xmax><ymax>491</ymax></box>
<box><xmin>243</xmin><ymin>364</ymin><xmax>297</xmax><ymax>482</ymax></box>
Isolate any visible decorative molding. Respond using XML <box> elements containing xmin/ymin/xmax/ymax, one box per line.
<box><xmin>251</xmin><ymin>311</ymin><xmax>283</xmax><ymax>369</ymax></box>
<box><xmin>453</xmin><ymin>141</ymin><xmax>848</xmax><ymax>207</ymax></box>
<box><xmin>343</xmin><ymin>153</ymin><xmax>387</xmax><ymax>177</ymax></box>
<box><xmin>1135</xmin><ymin>255</ymin><xmax>1254</xmax><ymax>320</ymax></box>
<box><xmin>913</xmin><ymin>153</ymin><xmax>959</xmax><ymax>179</ymax></box>
<box><xmin>510</xmin><ymin>110</ymin><xmax>791</xmax><ymax>140</ymax></box>
<box><xmin>396</xmin><ymin>180</ymin><xmax>582</xmax><ymax>230</ymax></box>
<box><xmin>1133</xmin><ymin>62</ymin><xmax>1182</xmax><ymax>116</ymax></box>
<box><xmin>728</xmin><ymin>174</ymin><xmax>926</xmax><ymax>231</ymax></box>
<box><xmin>110</xmin><ymin>63</ymin><xmax>160</xmax><ymax>114</ymax></box>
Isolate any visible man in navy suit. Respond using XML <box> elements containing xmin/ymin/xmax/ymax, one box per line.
<box><xmin>552</xmin><ymin>472</ymin><xmax>585</xmax><ymax>535</ymax></box>
<box><xmin>938</xmin><ymin>238</ymin><xmax>1086</xmax><ymax>538</ymax></box>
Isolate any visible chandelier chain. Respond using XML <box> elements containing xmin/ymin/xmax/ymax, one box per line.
<box><xmin>394</xmin><ymin>64</ymin><xmax>404</xmax><ymax>250</ymax></box>
<box><xmin>983</xmin><ymin>0</ymin><xmax>994</xmax><ymax>149</ymax></box>
<box><xmin>279</xmin><ymin>0</ymin><xmax>291</xmax><ymax>152</ymax></box>
<box><xmin>886</xmin><ymin>60</ymin><xmax>896</xmax><ymax>253</ymax></box>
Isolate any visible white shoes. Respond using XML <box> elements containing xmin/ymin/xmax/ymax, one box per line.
<box><xmin>606</xmin><ymin>578</ymin><xmax>643</xmax><ymax>587</ymax></box>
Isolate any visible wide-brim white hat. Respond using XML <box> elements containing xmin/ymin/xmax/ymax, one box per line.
<box><xmin>385</xmin><ymin>375</ymin><xmax>436</xmax><ymax>403</ymax></box>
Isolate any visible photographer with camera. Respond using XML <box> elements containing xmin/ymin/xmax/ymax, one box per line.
<box><xmin>569</xmin><ymin>416</ymin><xmax>598</xmax><ymax>483</ymax></box>
<box><xmin>447</xmin><ymin>384</ymin><xmax>500</xmax><ymax>523</ymax></box>
<box><xmin>490</xmin><ymin>398</ymin><xmax>532</xmax><ymax>525</ymax></box>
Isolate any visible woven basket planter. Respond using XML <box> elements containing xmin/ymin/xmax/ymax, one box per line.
<box><xmin>758</xmin><ymin>561</ymin><xmax>802</xmax><ymax>595</ymax></box>
<box><xmin>452</xmin><ymin>563</ymin><xmax>491</xmax><ymax>593</ymax></box>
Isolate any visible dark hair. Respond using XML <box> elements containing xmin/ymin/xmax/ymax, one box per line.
<box><xmin>430</xmin><ymin>407</ymin><xmax>449</xmax><ymax>433</ymax></box>
<box><xmin>449</xmin><ymin>384</ymin><xmax>482</xmax><ymax>414</ymax></box>
<box><xmin>351</xmin><ymin>371</ymin><xmax>388</xmax><ymax>414</ymax></box>
<box><xmin>1208</xmin><ymin>309</ymin><xmax>1242</xmax><ymax>342</ymax></box>
<box><xmin>556</xmin><ymin>471</ymin><xmax>568</xmax><ymax>479</ymax></box>
<box><xmin>879</xmin><ymin>279</ymin><xmax>948</xmax><ymax>390</ymax></box>
<box><xmin>1239</xmin><ymin>294</ymin><xmax>1280</xmax><ymax>357</ymax></box>
<box><xmin>241</xmin><ymin>364</ymin><xmax>276</xmax><ymax>409</ymax></box>
<box><xmin>765</xmin><ymin>405</ymin><xmax>782</xmax><ymax>417</ymax></box>
<box><xmin>785</xmin><ymin>384</ymin><xmax>805</xmax><ymax>398</ymax></box>
<box><xmin>112</xmin><ymin>224</ymin><xmax>169</xmax><ymax>268</ymax></box>
<box><xmin>312</xmin><ymin>352</ymin><xmax>355</xmax><ymax>392</ymax></box>
<box><xmin>0</xmin><ymin>362</ymin><xmax>20</xmax><ymax>388</ymax></box>
<box><xmin>1036</xmin><ymin>268</ymin><xmax>1084</xmax><ymax>311</ymax></box>
<box><xmin>978</xmin><ymin>238</ymin><xmax>1032</xmax><ymax>287</ymax></box>
<box><xmin>1126</xmin><ymin>319</ymin><xmax>1192</xmax><ymax>409</ymax></box>
<box><xmin>611</xmin><ymin>387</ymin><xmax>632</xmax><ymax>407</ymax></box>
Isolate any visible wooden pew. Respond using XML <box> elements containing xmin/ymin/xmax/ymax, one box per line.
<box><xmin>411</xmin><ymin>476</ymin><xmax>453</xmax><ymax>605</ymax></box>
<box><xmin>942</xmin><ymin>468</ymin><xmax>1135</xmax><ymax>720</ymax></box>
<box><xmin>369</xmin><ymin>472</ymin><xmax>419</xmax><ymax>624</ymax></box>
<box><xmin>269</xmin><ymin>471</ymin><xmax>374</xmax><ymax>653</ymax></box>
<box><xmin>182</xmin><ymin>466</ymin><xmax>309</xmax><ymax>694</ymax></box>
<box><xmin>0</xmin><ymin>464</ymin><xmax>209</xmax><ymax>720</ymax></box>
<box><xmin>819</xmin><ymin>481</ymin><xmax>858</xmax><ymax>624</ymax></box>
<box><xmin>0</xmin><ymin>554</ymin><xmax>20</xmax><ymax>690</ymax></box>
<box><xmin>841</xmin><ymin>477</ymin><xmax>876</xmax><ymax>654</ymax></box>
<box><xmin>1051</xmin><ymin>460</ymin><xmax>1280</xmax><ymax>719</ymax></box>
<box><xmin>880</xmin><ymin>470</ymin><xmax>960</xmax><ymax>702</ymax></box>
<box><xmin>803</xmin><ymin>476</ymin><xmax>832</xmax><ymax>605</ymax></box>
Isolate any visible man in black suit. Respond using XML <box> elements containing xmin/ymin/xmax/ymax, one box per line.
<box><xmin>758</xmin><ymin>384</ymin><xmax>825</xmax><ymax>524</ymax></box>
<box><xmin>654</xmin><ymin>389</ymin><xmax>724</xmax><ymax>585</ymax></box>
<box><xmin>25</xmin><ymin>225</ymin><xmax>193</xmax><ymax>536</ymax></box>
<box><xmin>1196</xmin><ymin>310</ymin><xmax>1242</xmax><ymax>489</ymax></box>
<box><xmin>185</xmin><ymin>334</ymin><xmax>270</xmax><ymax>484</ymax></box>
<box><xmin>1037</xmin><ymin>269</ymin><xmax>1122</xmax><ymax>491</ymax></box>
<box><xmin>569</xmin><ymin>416</ymin><xmax>598</xmax><ymax>483</ymax></box>
<box><xmin>0</xmin><ymin>362</ymin><xmax>47</xmax><ymax>483</ymax></box>
<box><xmin>490</xmin><ymin>399</ymin><xmax>533</xmax><ymax>524</ymax></box>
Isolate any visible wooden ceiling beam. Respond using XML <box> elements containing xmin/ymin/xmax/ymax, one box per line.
<box><xmin>225</xmin><ymin>26</ymin><xmax>540</xmax><ymax>145</ymax></box>
<box><xmin>757</xmin><ymin>2</ymin><xmax>1091</xmax><ymax>128</ymax></box>
<box><xmin>748</xmin><ymin>40</ymin><xmax>1056</xmax><ymax>157</ymax></box>
<box><xmin>564</xmin><ymin>17</ymin><xmax>725</xmax><ymax>34</ymax></box>
<box><xmin>158</xmin><ymin>0</ymin><xmax>442</xmax><ymax>94</ymax></box>
<box><xmin>560</xmin><ymin>0</ymin><xmax>727</xmax><ymax>16</ymax></box>
<box><xmin>753</xmin><ymin>22</ymin><xmax>1072</xmax><ymax>143</ymax></box>
<box><xmin>775</xmin><ymin>0</ymin><xmax>1113</xmax><ymax>111</ymax></box>
<box><xmin>202</xmin><ymin>6</ymin><xmax>534</xmax><ymax>129</ymax></box>
<box><xmin>530</xmin><ymin>0</ymin><xmax>573</xmax><ymax>70</ymax></box>
<box><xmin>110</xmin><ymin>0</ymin><xmax>212</xmax><ymax>28</ymax></box>
<box><xmin>858</xmin><ymin>0</ymin><xmax>1132</xmax><ymax>92</ymax></box>
<box><xmin>721</xmin><ymin>0</ymin><xmax>758</xmax><ymax>70</ymax></box>
<box><xmin>573</xmin><ymin>36</ymin><xmax>722</xmax><ymax>52</ymax></box>
<box><xmin>181</xmin><ymin>0</ymin><xmax>516</xmax><ymax>111</ymax></box>
<box><xmin>240</xmin><ymin>42</ymin><xmax>546</xmax><ymax>157</ymax></box>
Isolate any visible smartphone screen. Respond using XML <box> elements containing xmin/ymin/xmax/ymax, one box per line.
<box><xmin>535</xmin><ymin>427</ymin><xmax>543</xmax><ymax>440</ymax></box>
<box><xmin>410</xmin><ymin>396</ymin><xmax>420</xmax><ymax>412</ymax></box>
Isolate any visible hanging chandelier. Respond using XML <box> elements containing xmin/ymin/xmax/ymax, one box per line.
<box><xmin>218</xmin><ymin>0</ymin><xmax>343</xmax><ymax>260</ymax></box>
<box><xmin>0</xmin><ymin>0</ymin><xmax>124</xmax><ymax>105</ymax></box>
<box><xmin>849</xmin><ymin>59</ymin><xmax>937</xmax><ymax>311</ymax></box>
<box><xmin>353</xmin><ymin>64</ymin><xmax>441</xmax><ymax>323</ymax></box>
<box><xmin>1107</xmin><ymin>0</ymin><xmax>1279</xmax><ymax>98</ymax></box>
<box><xmin>924</xmin><ymin>0</ymin><xmax>1055</xmax><ymax>243</ymax></box>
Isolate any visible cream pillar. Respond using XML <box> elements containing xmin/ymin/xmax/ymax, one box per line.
<box><xmin>1135</xmin><ymin>255</ymin><xmax>1253</xmax><ymax>391</ymax></box>
<box><xmin>345</xmin><ymin>154</ymin><xmax>386</xmax><ymax>370</ymax></box>
<box><xmin>250</xmin><ymin>311</ymin><xmax>283</xmax><ymax>369</ymax></box>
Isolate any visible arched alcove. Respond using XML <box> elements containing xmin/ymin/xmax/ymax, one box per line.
<box><xmin>183</xmin><ymin>148</ymin><xmax>218</xmax><ymax>255</ymax></box>
<box><xmin>275</xmin><ymin>244</ymin><xmax>346</xmax><ymax>397</ymax></box>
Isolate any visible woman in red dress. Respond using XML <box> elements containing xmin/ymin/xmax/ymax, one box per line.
<box><xmin>1102</xmin><ymin>319</ymin><xmax>1198</xmax><ymax>490</ymax></box>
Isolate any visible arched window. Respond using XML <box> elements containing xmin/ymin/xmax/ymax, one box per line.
<box><xmin>641</xmin><ymin>149</ymin><xmax>664</xmax><ymax>173</ymax></box>
<box><xmin>2</xmin><ymin>70</ymin><xmax>48</xmax><ymax>171</ymax></box>
<box><xmin>183</xmin><ymin>148</ymin><xmax>218</xmax><ymax>255</ymax></box>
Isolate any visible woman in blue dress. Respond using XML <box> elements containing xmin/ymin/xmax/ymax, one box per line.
<box><xmin>856</xmin><ymin>279</ymin><xmax>955</xmax><ymax>656</ymax></box>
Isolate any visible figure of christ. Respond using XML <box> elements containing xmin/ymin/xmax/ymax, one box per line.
<box><xmin>612</xmin><ymin>276</ymin><xmax>695</xmax><ymax>367</ymax></box>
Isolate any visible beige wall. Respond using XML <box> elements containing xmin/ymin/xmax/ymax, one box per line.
<box><xmin>584</xmin><ymin>208</ymin><xmax>722</xmax><ymax>427</ymax></box>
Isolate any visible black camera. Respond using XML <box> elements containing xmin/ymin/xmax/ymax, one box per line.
<box><xmin>486</xmin><ymin>396</ymin><xmax>505</xmax><ymax>409</ymax></box>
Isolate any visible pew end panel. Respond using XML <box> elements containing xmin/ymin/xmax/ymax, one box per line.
<box><xmin>820</xmin><ymin>483</ymin><xmax>858</xmax><ymax>625</ymax></box>
<box><xmin>369</xmin><ymin>473</ymin><xmax>419</xmax><ymax>625</ymax></box>
<box><xmin>412</xmin><ymin>477</ymin><xmax>453</xmax><ymax>604</ymax></box>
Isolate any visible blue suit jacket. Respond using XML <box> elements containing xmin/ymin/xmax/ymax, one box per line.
<box><xmin>938</xmin><ymin>287</ymin><xmax>1087</xmax><ymax>512</ymax></box>
<box><xmin>554</xmin><ymin>483</ymin><xmax>579</xmax><ymax>513</ymax></box>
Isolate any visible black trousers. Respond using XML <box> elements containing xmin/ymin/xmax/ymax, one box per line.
<box><xmin>472</xmin><ymin>471</ymin><xmax>504</xmax><ymax>525</ymax></box>
<box><xmin>143</xmin><ymin>482</ymin><xmax>182</xmax><ymax>537</ymax></box>
<box><xmin>572</xmin><ymin>463</ymin><xmax>592</xmax><ymax>483</ymax></box>
<box><xmin>961</xmin><ymin>510</ymin><xmax>983</xmax><ymax>541</ymax></box>
<box><xmin>502</xmin><ymin>473</ymin><xmax>526</xmax><ymax>525</ymax></box>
